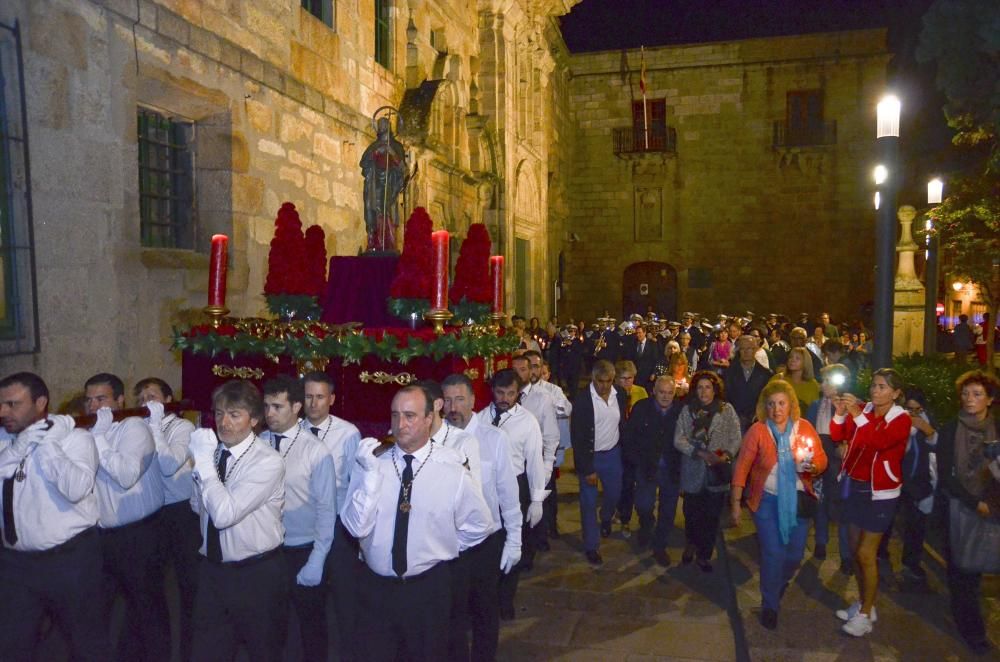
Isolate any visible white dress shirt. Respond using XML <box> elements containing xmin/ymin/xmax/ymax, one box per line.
<box><xmin>538</xmin><ymin>379</ymin><xmax>573</xmax><ymax>418</ymax></box>
<box><xmin>465</xmin><ymin>415</ymin><xmax>523</xmax><ymax>543</ymax></box>
<box><xmin>591</xmin><ymin>384</ymin><xmax>621</xmax><ymax>452</ymax></box>
<box><xmin>0</xmin><ymin>421</ymin><xmax>100</xmax><ymax>551</ymax></box>
<box><xmin>473</xmin><ymin>404</ymin><xmax>548</xmax><ymax>502</ymax></box>
<box><xmin>191</xmin><ymin>433</ymin><xmax>285</xmax><ymax>562</ymax></box>
<box><xmin>755</xmin><ymin>347</ymin><xmax>771</xmax><ymax>370</ymax></box>
<box><xmin>342</xmin><ymin>440</ymin><xmax>491</xmax><ymax>578</ymax></box>
<box><xmin>302</xmin><ymin>415</ymin><xmax>361</xmax><ymax>515</ymax></box>
<box><xmin>261</xmin><ymin>425</ymin><xmax>337</xmax><ymax>566</ymax></box>
<box><xmin>152</xmin><ymin>414</ymin><xmax>196</xmax><ymax>505</ymax></box>
<box><xmin>431</xmin><ymin>420</ymin><xmax>482</xmax><ymax>490</ymax></box>
<box><xmin>519</xmin><ymin>382</ymin><xmax>560</xmax><ymax>474</ymax></box>
<box><xmin>94</xmin><ymin>417</ymin><xmax>164</xmax><ymax>527</ymax></box>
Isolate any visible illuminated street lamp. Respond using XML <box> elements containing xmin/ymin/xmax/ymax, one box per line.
<box><xmin>873</xmin><ymin>94</ymin><xmax>900</xmax><ymax>369</ymax></box>
<box><xmin>923</xmin><ymin>178</ymin><xmax>943</xmax><ymax>355</ymax></box>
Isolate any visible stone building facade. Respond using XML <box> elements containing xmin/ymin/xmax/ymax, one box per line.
<box><xmin>560</xmin><ymin>29</ymin><xmax>890</xmax><ymax>323</ymax></box>
<box><xmin>0</xmin><ymin>0</ymin><xmax>576</xmax><ymax>404</ymax></box>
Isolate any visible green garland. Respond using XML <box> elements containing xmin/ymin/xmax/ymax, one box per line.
<box><xmin>451</xmin><ymin>298</ymin><xmax>492</xmax><ymax>324</ymax></box>
<box><xmin>172</xmin><ymin>318</ymin><xmax>518</xmax><ymax>365</ymax></box>
<box><xmin>387</xmin><ymin>297</ymin><xmax>431</xmax><ymax>321</ymax></box>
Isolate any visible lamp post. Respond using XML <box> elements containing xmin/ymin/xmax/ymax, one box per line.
<box><xmin>923</xmin><ymin>178</ymin><xmax>943</xmax><ymax>355</ymax></box>
<box><xmin>873</xmin><ymin>95</ymin><xmax>900</xmax><ymax>370</ymax></box>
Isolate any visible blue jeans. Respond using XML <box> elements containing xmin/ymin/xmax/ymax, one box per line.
<box><xmin>579</xmin><ymin>446</ymin><xmax>623</xmax><ymax>552</ymax></box>
<box><xmin>752</xmin><ymin>492</ymin><xmax>810</xmax><ymax>611</ymax></box>
<box><xmin>634</xmin><ymin>457</ymin><xmax>681</xmax><ymax>551</ymax></box>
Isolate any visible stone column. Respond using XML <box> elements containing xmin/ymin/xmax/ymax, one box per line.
<box><xmin>893</xmin><ymin>205</ymin><xmax>925</xmax><ymax>356</ymax></box>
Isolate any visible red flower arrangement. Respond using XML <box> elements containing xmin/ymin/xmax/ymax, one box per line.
<box><xmin>265</xmin><ymin>202</ymin><xmax>308</xmax><ymax>296</ymax></box>
<box><xmin>389</xmin><ymin>207</ymin><xmax>434</xmax><ymax>299</ymax></box>
<box><xmin>303</xmin><ymin>225</ymin><xmax>328</xmax><ymax>297</ymax></box>
<box><xmin>450</xmin><ymin>223</ymin><xmax>492</xmax><ymax>305</ymax></box>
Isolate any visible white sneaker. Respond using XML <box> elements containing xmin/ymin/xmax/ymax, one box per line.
<box><xmin>835</xmin><ymin>602</ymin><xmax>877</xmax><ymax>622</ymax></box>
<box><xmin>842</xmin><ymin>612</ymin><xmax>874</xmax><ymax>637</ymax></box>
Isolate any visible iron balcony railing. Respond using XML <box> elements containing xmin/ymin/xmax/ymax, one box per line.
<box><xmin>612</xmin><ymin>126</ymin><xmax>677</xmax><ymax>155</ymax></box>
<box><xmin>773</xmin><ymin>119</ymin><xmax>837</xmax><ymax>147</ymax></box>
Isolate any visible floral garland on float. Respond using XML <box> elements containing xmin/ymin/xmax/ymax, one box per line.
<box><xmin>173</xmin><ymin>202</ymin><xmax>517</xmax><ymax>365</ymax></box>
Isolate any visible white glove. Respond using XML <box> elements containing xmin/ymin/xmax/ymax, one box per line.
<box><xmin>355</xmin><ymin>437</ymin><xmax>381</xmax><ymax>473</ymax></box>
<box><xmin>145</xmin><ymin>401</ymin><xmax>165</xmax><ymax>428</ymax></box>
<box><xmin>91</xmin><ymin>407</ymin><xmax>114</xmax><ymax>438</ymax></box>
<box><xmin>500</xmin><ymin>541</ymin><xmax>521</xmax><ymax>574</ymax></box>
<box><xmin>526</xmin><ymin>500</ymin><xmax>544</xmax><ymax>528</ymax></box>
<box><xmin>16</xmin><ymin>418</ymin><xmax>52</xmax><ymax>448</ymax></box>
<box><xmin>41</xmin><ymin>415</ymin><xmax>76</xmax><ymax>445</ymax></box>
<box><xmin>296</xmin><ymin>557</ymin><xmax>325</xmax><ymax>587</ymax></box>
<box><xmin>188</xmin><ymin>428</ymin><xmax>218</xmax><ymax>469</ymax></box>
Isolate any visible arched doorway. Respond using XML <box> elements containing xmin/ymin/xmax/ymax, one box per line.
<box><xmin>623</xmin><ymin>262</ymin><xmax>677</xmax><ymax>321</ymax></box>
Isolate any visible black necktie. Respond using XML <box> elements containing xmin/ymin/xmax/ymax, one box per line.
<box><xmin>392</xmin><ymin>454</ymin><xmax>414</xmax><ymax>577</ymax></box>
<box><xmin>206</xmin><ymin>449</ymin><xmax>231</xmax><ymax>562</ymax></box>
<box><xmin>2</xmin><ymin>476</ymin><xmax>16</xmax><ymax>546</ymax></box>
<box><xmin>310</xmin><ymin>426</ymin><xmax>321</xmax><ymax>436</ymax></box>
<box><xmin>273</xmin><ymin>434</ymin><xmax>284</xmax><ymax>453</ymax></box>
<box><xmin>492</xmin><ymin>407</ymin><xmax>502</xmax><ymax>427</ymax></box>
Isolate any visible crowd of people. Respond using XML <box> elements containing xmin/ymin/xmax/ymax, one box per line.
<box><xmin>0</xmin><ymin>308</ymin><xmax>996</xmax><ymax>661</ymax></box>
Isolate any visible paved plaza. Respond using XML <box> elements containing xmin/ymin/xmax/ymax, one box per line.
<box><xmin>499</xmin><ymin>453</ymin><xmax>999</xmax><ymax>661</ymax></box>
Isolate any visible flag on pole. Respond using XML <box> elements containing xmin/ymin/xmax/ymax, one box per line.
<box><xmin>640</xmin><ymin>46</ymin><xmax>649</xmax><ymax>149</ymax></box>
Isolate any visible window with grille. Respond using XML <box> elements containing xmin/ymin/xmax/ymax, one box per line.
<box><xmin>374</xmin><ymin>0</ymin><xmax>392</xmax><ymax>69</ymax></box>
<box><xmin>301</xmin><ymin>0</ymin><xmax>334</xmax><ymax>28</ymax></box>
<box><xmin>0</xmin><ymin>21</ymin><xmax>40</xmax><ymax>355</ymax></box>
<box><xmin>137</xmin><ymin>108</ymin><xmax>195</xmax><ymax>249</ymax></box>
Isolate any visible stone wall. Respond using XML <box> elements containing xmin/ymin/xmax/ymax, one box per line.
<box><xmin>561</xmin><ymin>29</ymin><xmax>890</xmax><ymax>323</ymax></box>
<box><xmin>0</xmin><ymin>0</ymin><xmax>576</xmax><ymax>405</ymax></box>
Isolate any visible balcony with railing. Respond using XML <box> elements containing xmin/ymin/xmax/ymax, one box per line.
<box><xmin>612</xmin><ymin>126</ymin><xmax>677</xmax><ymax>156</ymax></box>
<box><xmin>772</xmin><ymin>119</ymin><xmax>837</xmax><ymax>148</ymax></box>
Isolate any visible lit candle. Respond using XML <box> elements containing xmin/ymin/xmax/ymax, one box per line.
<box><xmin>208</xmin><ymin>234</ymin><xmax>229</xmax><ymax>308</ymax></box>
<box><xmin>490</xmin><ymin>255</ymin><xmax>504</xmax><ymax>313</ymax></box>
<box><xmin>431</xmin><ymin>230</ymin><xmax>449</xmax><ymax>310</ymax></box>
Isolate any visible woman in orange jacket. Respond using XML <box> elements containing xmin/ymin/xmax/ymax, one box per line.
<box><xmin>731</xmin><ymin>379</ymin><xmax>827</xmax><ymax>630</ymax></box>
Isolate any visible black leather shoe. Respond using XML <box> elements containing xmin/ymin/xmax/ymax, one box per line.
<box><xmin>696</xmin><ymin>558</ymin><xmax>713</xmax><ymax>573</ymax></box>
<box><xmin>585</xmin><ymin>550</ymin><xmax>603</xmax><ymax>565</ymax></box>
<box><xmin>652</xmin><ymin>549</ymin><xmax>671</xmax><ymax>567</ymax></box>
<box><xmin>681</xmin><ymin>545</ymin><xmax>695</xmax><ymax>565</ymax></box>
<box><xmin>813</xmin><ymin>544</ymin><xmax>827</xmax><ymax>560</ymax></box>
<box><xmin>761</xmin><ymin>608</ymin><xmax>778</xmax><ymax>630</ymax></box>
<box><xmin>600</xmin><ymin>521</ymin><xmax>612</xmax><ymax>538</ymax></box>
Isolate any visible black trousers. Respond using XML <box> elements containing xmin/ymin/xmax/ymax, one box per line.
<box><xmin>358</xmin><ymin>562</ymin><xmax>451</xmax><ymax>662</ymax></box>
<box><xmin>467</xmin><ymin>530</ymin><xmax>505</xmax><ymax>662</ymax></box>
<box><xmin>327</xmin><ymin>517</ymin><xmax>362</xmax><ymax>662</ymax></box>
<box><xmin>100</xmin><ymin>513</ymin><xmax>171</xmax><ymax>661</ymax></box>
<box><xmin>285</xmin><ymin>545</ymin><xmax>329</xmax><ymax>662</ymax></box>
<box><xmin>541</xmin><ymin>467</ymin><xmax>559</xmax><ymax>537</ymax></box>
<box><xmin>499</xmin><ymin>473</ymin><xmax>530</xmax><ymax>612</ymax></box>
<box><xmin>160</xmin><ymin>500</ymin><xmax>202</xmax><ymax>662</ymax></box>
<box><xmin>448</xmin><ymin>549</ymin><xmax>473</xmax><ymax>662</ymax></box>
<box><xmin>682</xmin><ymin>490</ymin><xmax>726</xmax><ymax>560</ymax></box>
<box><xmin>0</xmin><ymin>528</ymin><xmax>111</xmax><ymax>662</ymax></box>
<box><xmin>191</xmin><ymin>549</ymin><xmax>289</xmax><ymax>662</ymax></box>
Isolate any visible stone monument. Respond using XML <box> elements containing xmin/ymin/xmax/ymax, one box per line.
<box><xmin>893</xmin><ymin>205</ymin><xmax>926</xmax><ymax>356</ymax></box>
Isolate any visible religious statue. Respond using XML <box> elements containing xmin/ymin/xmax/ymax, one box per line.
<box><xmin>360</xmin><ymin>107</ymin><xmax>407</xmax><ymax>253</ymax></box>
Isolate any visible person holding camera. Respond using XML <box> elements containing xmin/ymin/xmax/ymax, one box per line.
<box><xmin>830</xmin><ymin>368</ymin><xmax>911</xmax><ymax>638</ymax></box>
<box><xmin>936</xmin><ymin>370</ymin><xmax>999</xmax><ymax>656</ymax></box>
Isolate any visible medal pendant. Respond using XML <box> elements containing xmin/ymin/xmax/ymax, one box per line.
<box><xmin>14</xmin><ymin>469</ymin><xmax>25</xmax><ymax>482</ymax></box>
<box><xmin>399</xmin><ymin>501</ymin><xmax>411</xmax><ymax>513</ymax></box>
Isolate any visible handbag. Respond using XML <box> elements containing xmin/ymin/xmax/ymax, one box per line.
<box><xmin>796</xmin><ymin>490</ymin><xmax>818</xmax><ymax>519</ymax></box>
<box><xmin>706</xmin><ymin>457</ymin><xmax>733</xmax><ymax>489</ymax></box>
<box><xmin>948</xmin><ymin>497</ymin><xmax>1000</xmax><ymax>574</ymax></box>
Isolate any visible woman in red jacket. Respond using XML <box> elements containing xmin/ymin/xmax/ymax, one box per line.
<box><xmin>830</xmin><ymin>368</ymin><xmax>910</xmax><ymax>638</ymax></box>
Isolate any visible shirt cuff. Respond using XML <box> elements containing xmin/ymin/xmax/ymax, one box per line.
<box><xmin>832</xmin><ymin>414</ymin><xmax>846</xmax><ymax>424</ymax></box>
<box><xmin>853</xmin><ymin>414</ymin><xmax>869</xmax><ymax>427</ymax></box>
<box><xmin>530</xmin><ymin>489</ymin><xmax>550</xmax><ymax>502</ymax></box>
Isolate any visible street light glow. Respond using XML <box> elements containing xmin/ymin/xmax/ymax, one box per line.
<box><xmin>952</xmin><ymin>281</ymin><xmax>964</xmax><ymax>292</ymax></box>
<box><xmin>877</xmin><ymin>94</ymin><xmax>901</xmax><ymax>138</ymax></box>
<box><xmin>927</xmin><ymin>178</ymin><xmax>943</xmax><ymax>204</ymax></box>
<box><xmin>873</xmin><ymin>165</ymin><xmax>888</xmax><ymax>185</ymax></box>
<box><xmin>874</xmin><ymin>191</ymin><xmax>881</xmax><ymax>210</ymax></box>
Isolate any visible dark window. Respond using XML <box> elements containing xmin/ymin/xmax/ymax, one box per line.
<box><xmin>786</xmin><ymin>90</ymin><xmax>823</xmax><ymax>132</ymax></box>
<box><xmin>0</xmin><ymin>21</ymin><xmax>40</xmax><ymax>354</ymax></box>
<box><xmin>301</xmin><ymin>0</ymin><xmax>334</xmax><ymax>28</ymax></box>
<box><xmin>632</xmin><ymin>99</ymin><xmax>666</xmax><ymax>134</ymax></box>
<box><xmin>374</xmin><ymin>0</ymin><xmax>392</xmax><ymax>69</ymax></box>
<box><xmin>137</xmin><ymin>108</ymin><xmax>195</xmax><ymax>249</ymax></box>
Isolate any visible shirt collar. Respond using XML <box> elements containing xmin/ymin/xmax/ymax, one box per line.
<box><xmin>306</xmin><ymin>415</ymin><xmax>331</xmax><ymax>430</ymax></box>
<box><xmin>396</xmin><ymin>438</ymin><xmax>434</xmax><ymax>464</ymax></box>
<box><xmin>274</xmin><ymin>423</ymin><xmax>300</xmax><ymax>437</ymax></box>
<box><xmin>225</xmin><ymin>431</ymin><xmax>256</xmax><ymax>456</ymax></box>
<box><xmin>590</xmin><ymin>383</ymin><xmax>618</xmax><ymax>402</ymax></box>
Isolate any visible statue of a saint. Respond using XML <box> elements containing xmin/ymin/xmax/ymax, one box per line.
<box><xmin>360</xmin><ymin>114</ymin><xmax>406</xmax><ymax>253</ymax></box>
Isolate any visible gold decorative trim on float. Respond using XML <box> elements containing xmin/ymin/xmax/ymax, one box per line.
<box><xmin>494</xmin><ymin>359</ymin><xmax>509</xmax><ymax>370</ymax></box>
<box><xmin>359</xmin><ymin>371</ymin><xmax>416</xmax><ymax>385</ymax></box>
<box><xmin>212</xmin><ymin>365</ymin><xmax>265</xmax><ymax>380</ymax></box>
<box><xmin>296</xmin><ymin>357</ymin><xmax>330</xmax><ymax>375</ymax></box>
<box><xmin>463</xmin><ymin>368</ymin><xmax>480</xmax><ymax>380</ymax></box>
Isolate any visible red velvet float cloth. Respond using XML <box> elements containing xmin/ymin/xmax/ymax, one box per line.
<box><xmin>321</xmin><ymin>255</ymin><xmax>399</xmax><ymax>327</ymax></box>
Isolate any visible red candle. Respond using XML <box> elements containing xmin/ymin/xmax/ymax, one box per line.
<box><xmin>431</xmin><ymin>230</ymin><xmax>449</xmax><ymax>310</ymax></box>
<box><xmin>490</xmin><ymin>255</ymin><xmax>504</xmax><ymax>313</ymax></box>
<box><xmin>208</xmin><ymin>234</ymin><xmax>229</xmax><ymax>308</ymax></box>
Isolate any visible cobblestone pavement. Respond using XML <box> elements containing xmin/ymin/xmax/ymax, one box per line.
<box><xmin>499</xmin><ymin>455</ymin><xmax>999</xmax><ymax>661</ymax></box>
